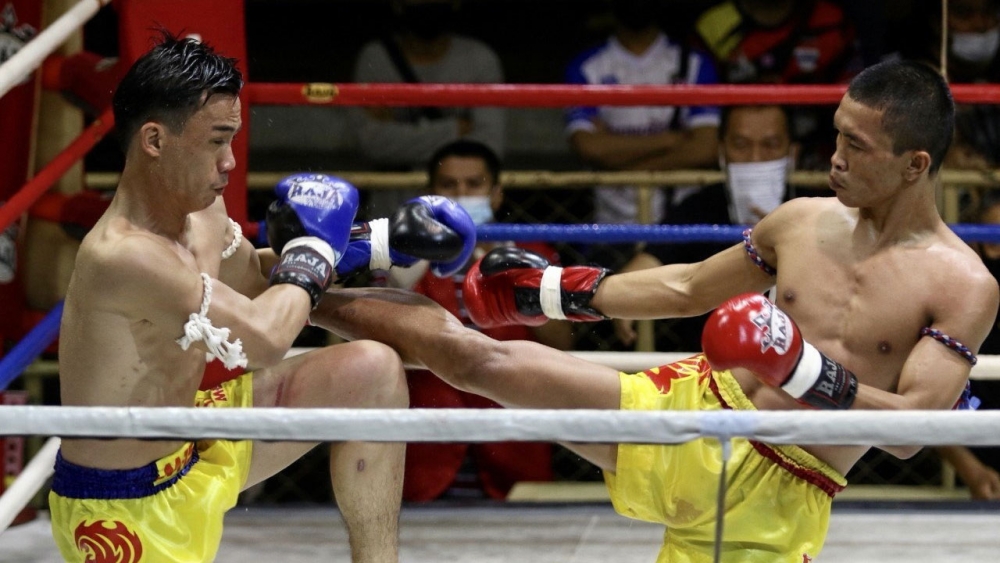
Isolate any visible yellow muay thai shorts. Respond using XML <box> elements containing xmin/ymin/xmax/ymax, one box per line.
<box><xmin>49</xmin><ymin>373</ymin><xmax>255</xmax><ymax>563</ymax></box>
<box><xmin>605</xmin><ymin>355</ymin><xmax>847</xmax><ymax>563</ymax></box>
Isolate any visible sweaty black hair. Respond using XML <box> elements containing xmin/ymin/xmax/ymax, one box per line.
<box><xmin>112</xmin><ymin>31</ymin><xmax>243</xmax><ymax>153</ymax></box>
<box><xmin>845</xmin><ymin>60</ymin><xmax>954</xmax><ymax>174</ymax></box>
<box><xmin>426</xmin><ymin>140</ymin><xmax>502</xmax><ymax>186</ymax></box>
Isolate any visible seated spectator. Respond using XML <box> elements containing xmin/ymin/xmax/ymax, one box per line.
<box><xmin>387</xmin><ymin>140</ymin><xmax>571</xmax><ymax>501</ymax></box>
<box><xmin>694</xmin><ymin>0</ymin><xmax>858</xmax><ymax>84</ymax></box>
<box><xmin>693</xmin><ymin>0</ymin><xmax>860</xmax><ymax>170</ymax></box>
<box><xmin>926</xmin><ymin>0</ymin><xmax>1000</xmax><ymax>170</ymax></box>
<box><xmin>613</xmin><ymin>104</ymin><xmax>802</xmax><ymax>350</ymax></box>
<box><xmin>565</xmin><ymin>0</ymin><xmax>721</xmax><ymax>270</ymax></box>
<box><xmin>350</xmin><ymin>0</ymin><xmax>505</xmax><ymax>220</ymax></box>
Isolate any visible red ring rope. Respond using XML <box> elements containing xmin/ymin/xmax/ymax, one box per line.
<box><xmin>0</xmin><ymin>108</ymin><xmax>113</xmax><ymax>233</ymax></box>
<box><xmin>248</xmin><ymin>83</ymin><xmax>1000</xmax><ymax>107</ymax></box>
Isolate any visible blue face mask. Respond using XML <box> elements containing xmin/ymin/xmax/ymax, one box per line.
<box><xmin>455</xmin><ymin>195</ymin><xmax>495</xmax><ymax>226</ymax></box>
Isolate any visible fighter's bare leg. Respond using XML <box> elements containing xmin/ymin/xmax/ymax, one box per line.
<box><xmin>312</xmin><ymin>287</ymin><xmax>621</xmax><ymax>470</ymax></box>
<box><xmin>250</xmin><ymin>340</ymin><xmax>408</xmax><ymax>563</ymax></box>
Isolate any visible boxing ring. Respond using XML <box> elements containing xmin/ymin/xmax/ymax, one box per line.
<box><xmin>4</xmin><ymin>1</ymin><xmax>1000</xmax><ymax>562</ymax></box>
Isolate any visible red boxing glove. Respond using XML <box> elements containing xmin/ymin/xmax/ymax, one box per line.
<box><xmin>701</xmin><ymin>293</ymin><xmax>858</xmax><ymax>410</ymax></box>
<box><xmin>463</xmin><ymin>247</ymin><xmax>609</xmax><ymax>329</ymax></box>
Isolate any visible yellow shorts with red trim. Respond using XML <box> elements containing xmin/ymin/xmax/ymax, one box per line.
<box><xmin>49</xmin><ymin>373</ymin><xmax>255</xmax><ymax>563</ymax></box>
<box><xmin>605</xmin><ymin>355</ymin><xmax>846</xmax><ymax>563</ymax></box>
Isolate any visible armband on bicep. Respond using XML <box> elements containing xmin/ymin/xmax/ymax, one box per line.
<box><xmin>742</xmin><ymin>228</ymin><xmax>777</xmax><ymax>276</ymax></box>
<box><xmin>175</xmin><ymin>273</ymin><xmax>248</xmax><ymax>370</ymax></box>
<box><xmin>920</xmin><ymin>327</ymin><xmax>980</xmax><ymax>410</ymax></box>
<box><xmin>222</xmin><ymin>218</ymin><xmax>242</xmax><ymax>260</ymax></box>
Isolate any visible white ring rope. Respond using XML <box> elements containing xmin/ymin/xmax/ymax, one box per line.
<box><xmin>2</xmin><ymin>406</ymin><xmax>1000</xmax><ymax>445</ymax></box>
<box><xmin>0</xmin><ymin>0</ymin><xmax>112</xmax><ymax>99</ymax></box>
<box><xmin>0</xmin><ymin>437</ymin><xmax>58</xmax><ymax>532</ymax></box>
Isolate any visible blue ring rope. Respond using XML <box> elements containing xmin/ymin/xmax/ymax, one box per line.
<box><xmin>477</xmin><ymin>223</ymin><xmax>1000</xmax><ymax>243</ymax></box>
<box><xmin>0</xmin><ymin>300</ymin><xmax>63</xmax><ymax>391</ymax></box>
<box><xmin>253</xmin><ymin>221</ymin><xmax>1000</xmax><ymax>246</ymax></box>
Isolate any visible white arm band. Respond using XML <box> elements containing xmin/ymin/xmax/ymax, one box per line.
<box><xmin>175</xmin><ymin>273</ymin><xmax>248</xmax><ymax>370</ymax></box>
<box><xmin>222</xmin><ymin>218</ymin><xmax>242</xmax><ymax>260</ymax></box>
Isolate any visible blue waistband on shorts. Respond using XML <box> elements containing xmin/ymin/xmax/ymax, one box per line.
<box><xmin>51</xmin><ymin>448</ymin><xmax>199</xmax><ymax>500</ymax></box>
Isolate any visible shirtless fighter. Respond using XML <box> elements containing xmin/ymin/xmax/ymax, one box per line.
<box><xmin>50</xmin><ymin>34</ymin><xmax>474</xmax><ymax>563</ymax></box>
<box><xmin>305</xmin><ymin>59</ymin><xmax>999</xmax><ymax>561</ymax></box>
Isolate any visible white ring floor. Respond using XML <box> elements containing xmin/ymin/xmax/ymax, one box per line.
<box><xmin>3</xmin><ymin>503</ymin><xmax>1000</xmax><ymax>562</ymax></box>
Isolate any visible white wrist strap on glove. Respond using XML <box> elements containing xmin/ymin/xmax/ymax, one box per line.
<box><xmin>368</xmin><ymin>218</ymin><xmax>392</xmax><ymax>271</ymax></box>
<box><xmin>540</xmin><ymin>266</ymin><xmax>566</xmax><ymax>320</ymax></box>
<box><xmin>283</xmin><ymin>236</ymin><xmax>337</xmax><ymax>266</ymax></box>
<box><xmin>781</xmin><ymin>342</ymin><xmax>823</xmax><ymax>399</ymax></box>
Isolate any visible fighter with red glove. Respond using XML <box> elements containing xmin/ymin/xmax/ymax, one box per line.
<box><xmin>463</xmin><ymin>246</ymin><xmax>610</xmax><ymax>328</ymax></box>
<box><xmin>701</xmin><ymin>293</ymin><xmax>858</xmax><ymax>410</ymax></box>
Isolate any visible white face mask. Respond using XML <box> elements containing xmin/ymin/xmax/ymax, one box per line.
<box><xmin>724</xmin><ymin>157</ymin><xmax>789</xmax><ymax>225</ymax></box>
<box><xmin>952</xmin><ymin>28</ymin><xmax>1000</xmax><ymax>63</ymax></box>
<box><xmin>455</xmin><ymin>195</ymin><xmax>495</xmax><ymax>226</ymax></box>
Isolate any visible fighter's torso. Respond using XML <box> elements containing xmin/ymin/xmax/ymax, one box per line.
<box><xmin>59</xmin><ymin>199</ymin><xmax>231</xmax><ymax>468</ymax></box>
<box><xmin>734</xmin><ymin>198</ymin><xmax>976</xmax><ymax>474</ymax></box>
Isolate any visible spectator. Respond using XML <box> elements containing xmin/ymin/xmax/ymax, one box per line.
<box><xmin>387</xmin><ymin>140</ymin><xmax>571</xmax><ymax>501</ymax></box>
<box><xmin>565</xmin><ymin>0</ymin><xmax>721</xmax><ymax>270</ymax></box>
<box><xmin>926</xmin><ymin>0</ymin><xmax>1000</xmax><ymax>171</ymax></box>
<box><xmin>350</xmin><ymin>0</ymin><xmax>505</xmax><ymax>220</ymax></box>
<box><xmin>693</xmin><ymin>0</ymin><xmax>860</xmax><ymax>170</ymax></box>
<box><xmin>614</xmin><ymin>104</ymin><xmax>801</xmax><ymax>350</ymax></box>
<box><xmin>694</xmin><ymin>0</ymin><xmax>858</xmax><ymax>85</ymax></box>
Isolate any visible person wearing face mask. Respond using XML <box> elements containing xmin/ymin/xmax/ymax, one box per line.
<box><xmin>386</xmin><ymin>140</ymin><xmax>573</xmax><ymax>502</ymax></box>
<box><xmin>350</xmin><ymin>0</ymin><xmax>506</xmax><ymax>220</ymax></box>
<box><xmin>927</xmin><ymin>0</ymin><xmax>1000</xmax><ymax>171</ymax></box>
<box><xmin>693</xmin><ymin>0</ymin><xmax>864</xmax><ymax>174</ymax></box>
<box><xmin>612</xmin><ymin>105</ymin><xmax>807</xmax><ymax>350</ymax></box>
<box><xmin>565</xmin><ymin>0</ymin><xmax>721</xmax><ymax>272</ymax></box>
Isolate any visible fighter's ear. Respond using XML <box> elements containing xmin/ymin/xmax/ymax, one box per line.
<box><xmin>139</xmin><ymin>122</ymin><xmax>165</xmax><ymax>157</ymax></box>
<box><xmin>904</xmin><ymin>150</ymin><xmax>931</xmax><ymax>181</ymax></box>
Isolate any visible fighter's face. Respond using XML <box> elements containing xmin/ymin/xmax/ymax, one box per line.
<box><xmin>159</xmin><ymin>94</ymin><xmax>241</xmax><ymax>210</ymax></box>
<box><xmin>828</xmin><ymin>95</ymin><xmax>912</xmax><ymax>208</ymax></box>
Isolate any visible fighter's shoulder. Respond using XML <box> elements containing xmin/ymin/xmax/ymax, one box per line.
<box><xmin>752</xmin><ymin>197</ymin><xmax>832</xmax><ymax>240</ymax></box>
<box><xmin>932</xmin><ymin>232</ymin><xmax>998</xmax><ymax>294</ymax></box>
<box><xmin>79</xmin><ymin>220</ymin><xmax>186</xmax><ymax>289</ymax></box>
<box><xmin>923</xmin><ymin>230</ymin><xmax>1000</xmax><ymax>328</ymax></box>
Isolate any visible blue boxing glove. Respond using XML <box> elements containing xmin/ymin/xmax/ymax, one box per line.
<box><xmin>336</xmin><ymin>195</ymin><xmax>477</xmax><ymax>279</ymax></box>
<box><xmin>266</xmin><ymin>173</ymin><xmax>359</xmax><ymax>264</ymax></box>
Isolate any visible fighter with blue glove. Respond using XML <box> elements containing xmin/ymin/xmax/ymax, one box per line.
<box><xmin>338</xmin><ymin>194</ymin><xmax>477</xmax><ymax>280</ymax></box>
<box><xmin>266</xmin><ymin>173</ymin><xmax>359</xmax><ymax>306</ymax></box>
